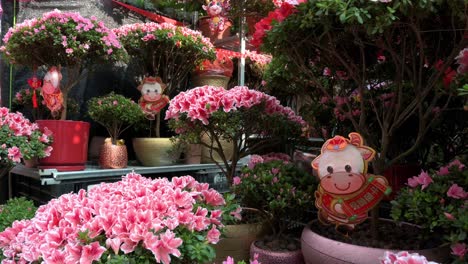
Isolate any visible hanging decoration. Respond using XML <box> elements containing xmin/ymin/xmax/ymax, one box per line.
<box><xmin>27</xmin><ymin>70</ymin><xmax>42</xmax><ymax>108</ymax></box>
<box><xmin>311</xmin><ymin>132</ymin><xmax>391</xmax><ymax>229</ymax></box>
<box><xmin>202</xmin><ymin>0</ymin><xmax>230</xmax><ymax>33</ymax></box>
<box><xmin>137</xmin><ymin>76</ymin><xmax>170</xmax><ymax>120</ymax></box>
<box><xmin>41</xmin><ymin>66</ymin><xmax>64</xmax><ymax>116</ymax></box>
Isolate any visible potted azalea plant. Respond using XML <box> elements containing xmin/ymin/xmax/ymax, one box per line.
<box><xmin>0</xmin><ymin>9</ymin><xmax>128</xmax><ymax>171</ymax></box>
<box><xmin>113</xmin><ymin>22</ymin><xmax>215</xmax><ymax>166</ymax></box>
<box><xmin>253</xmin><ymin>1</ymin><xmax>466</xmax><ymax>262</ymax></box>
<box><xmin>87</xmin><ymin>92</ymin><xmax>145</xmax><ymax>169</ymax></box>
<box><xmin>0</xmin><ymin>172</ymin><xmax>241</xmax><ymax>263</ymax></box>
<box><xmin>391</xmin><ymin>159</ymin><xmax>468</xmax><ymax>264</ymax></box>
<box><xmin>165</xmin><ymin>85</ymin><xmax>306</xmax><ymax>185</ymax></box>
<box><xmin>0</xmin><ymin>107</ymin><xmax>53</xmax><ymax>203</ymax></box>
<box><xmin>232</xmin><ymin>153</ymin><xmax>318</xmax><ymax>263</ymax></box>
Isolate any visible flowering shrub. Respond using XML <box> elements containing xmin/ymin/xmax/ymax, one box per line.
<box><xmin>1</xmin><ymin>9</ymin><xmax>127</xmax><ymax>68</ymax></box>
<box><xmin>380</xmin><ymin>251</ymin><xmax>438</xmax><ymax>264</ymax></box>
<box><xmin>165</xmin><ymin>85</ymin><xmax>306</xmax><ymax>184</ymax></box>
<box><xmin>391</xmin><ymin>160</ymin><xmax>468</xmax><ymax>263</ymax></box>
<box><xmin>114</xmin><ymin>22</ymin><xmax>216</xmax><ymax>95</ymax></box>
<box><xmin>232</xmin><ymin>154</ymin><xmax>317</xmax><ymax>239</ymax></box>
<box><xmin>0</xmin><ymin>107</ymin><xmax>53</xmax><ymax>167</ymax></box>
<box><xmin>255</xmin><ymin>0</ymin><xmax>467</xmax><ymax>174</ymax></box>
<box><xmin>0</xmin><ymin>197</ymin><xmax>37</xmax><ymax>233</ymax></box>
<box><xmin>87</xmin><ymin>92</ymin><xmax>145</xmax><ymax>143</ymax></box>
<box><xmin>0</xmin><ymin>172</ymin><xmax>240</xmax><ymax>263</ymax></box>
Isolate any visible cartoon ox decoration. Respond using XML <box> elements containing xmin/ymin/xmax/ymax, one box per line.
<box><xmin>202</xmin><ymin>0</ymin><xmax>230</xmax><ymax>34</ymax></box>
<box><xmin>312</xmin><ymin>132</ymin><xmax>391</xmax><ymax>229</ymax></box>
<box><xmin>137</xmin><ymin>76</ymin><xmax>170</xmax><ymax>120</ymax></box>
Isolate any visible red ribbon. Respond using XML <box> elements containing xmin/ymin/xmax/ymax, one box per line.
<box><xmin>112</xmin><ymin>0</ymin><xmax>184</xmax><ymax>26</ymax></box>
<box><xmin>27</xmin><ymin>75</ymin><xmax>42</xmax><ymax>108</ymax></box>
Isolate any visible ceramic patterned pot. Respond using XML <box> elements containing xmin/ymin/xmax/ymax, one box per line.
<box><xmin>99</xmin><ymin>140</ymin><xmax>128</xmax><ymax>169</ymax></box>
<box><xmin>132</xmin><ymin>138</ymin><xmax>173</xmax><ymax>166</ymax></box>
<box><xmin>301</xmin><ymin>220</ymin><xmax>450</xmax><ymax>264</ymax></box>
<box><xmin>250</xmin><ymin>240</ymin><xmax>304</xmax><ymax>264</ymax></box>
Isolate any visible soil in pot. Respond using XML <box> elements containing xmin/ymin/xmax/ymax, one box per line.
<box><xmin>310</xmin><ymin>218</ymin><xmax>443</xmax><ymax>250</ymax></box>
<box><xmin>255</xmin><ymin>234</ymin><xmax>301</xmax><ymax>252</ymax></box>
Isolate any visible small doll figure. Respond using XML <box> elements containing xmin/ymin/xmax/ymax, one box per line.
<box><xmin>311</xmin><ymin>132</ymin><xmax>391</xmax><ymax>230</ymax></box>
<box><xmin>41</xmin><ymin>66</ymin><xmax>64</xmax><ymax>116</ymax></box>
<box><xmin>203</xmin><ymin>0</ymin><xmax>230</xmax><ymax>33</ymax></box>
<box><xmin>137</xmin><ymin>76</ymin><xmax>170</xmax><ymax>120</ymax></box>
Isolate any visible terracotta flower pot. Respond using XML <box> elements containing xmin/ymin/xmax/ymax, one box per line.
<box><xmin>132</xmin><ymin>138</ymin><xmax>173</xmax><ymax>166</ymax></box>
<box><xmin>99</xmin><ymin>139</ymin><xmax>128</xmax><ymax>169</ymax></box>
<box><xmin>23</xmin><ymin>157</ymin><xmax>38</xmax><ymax>168</ymax></box>
<box><xmin>301</xmin><ymin>220</ymin><xmax>450</xmax><ymax>264</ymax></box>
<box><xmin>250</xmin><ymin>240</ymin><xmax>304</xmax><ymax>264</ymax></box>
<box><xmin>212</xmin><ymin>223</ymin><xmax>266</xmax><ymax>263</ymax></box>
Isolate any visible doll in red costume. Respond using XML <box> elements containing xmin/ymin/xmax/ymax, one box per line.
<box><xmin>41</xmin><ymin>66</ymin><xmax>64</xmax><ymax>117</ymax></box>
<box><xmin>137</xmin><ymin>77</ymin><xmax>170</xmax><ymax>120</ymax></box>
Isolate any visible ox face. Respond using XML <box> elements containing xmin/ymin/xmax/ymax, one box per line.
<box><xmin>141</xmin><ymin>83</ymin><xmax>162</xmax><ymax>102</ymax></box>
<box><xmin>315</xmin><ymin>145</ymin><xmax>366</xmax><ymax>195</ymax></box>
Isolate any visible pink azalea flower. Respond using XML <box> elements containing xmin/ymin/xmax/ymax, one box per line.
<box><xmin>447</xmin><ymin>184</ymin><xmax>467</xmax><ymax>199</ymax></box>
<box><xmin>233</xmin><ymin>176</ymin><xmax>242</xmax><ymax>186</ymax></box>
<box><xmin>443</xmin><ymin>212</ymin><xmax>456</xmax><ymax>221</ymax></box>
<box><xmin>437</xmin><ymin>166</ymin><xmax>450</xmax><ymax>176</ymax></box>
<box><xmin>80</xmin><ymin>242</ymin><xmax>106</xmax><ymax>264</ymax></box>
<box><xmin>7</xmin><ymin>146</ymin><xmax>22</xmax><ymax>163</ymax></box>
<box><xmin>230</xmin><ymin>207</ymin><xmax>242</xmax><ymax>221</ymax></box>
<box><xmin>380</xmin><ymin>251</ymin><xmax>438</xmax><ymax>264</ymax></box>
<box><xmin>416</xmin><ymin>171</ymin><xmax>433</xmax><ymax>190</ymax></box>
<box><xmin>206</xmin><ymin>226</ymin><xmax>221</xmax><ymax>244</ymax></box>
<box><xmin>223</xmin><ymin>256</ymin><xmax>235</xmax><ymax>264</ymax></box>
<box><xmin>451</xmin><ymin>243</ymin><xmax>467</xmax><ymax>259</ymax></box>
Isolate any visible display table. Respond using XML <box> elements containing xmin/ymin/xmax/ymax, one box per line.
<box><xmin>9</xmin><ymin>163</ymin><xmax>235</xmax><ymax>205</ymax></box>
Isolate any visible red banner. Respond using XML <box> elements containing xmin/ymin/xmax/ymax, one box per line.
<box><xmin>112</xmin><ymin>0</ymin><xmax>184</xmax><ymax>26</ymax></box>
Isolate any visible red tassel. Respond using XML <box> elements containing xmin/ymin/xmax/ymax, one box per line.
<box><xmin>32</xmin><ymin>90</ymin><xmax>38</xmax><ymax>108</ymax></box>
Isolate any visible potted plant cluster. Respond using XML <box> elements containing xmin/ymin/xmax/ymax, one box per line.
<box><xmin>391</xmin><ymin>159</ymin><xmax>468</xmax><ymax>263</ymax></box>
<box><xmin>233</xmin><ymin>153</ymin><xmax>318</xmax><ymax>263</ymax></box>
<box><xmin>1</xmin><ymin>9</ymin><xmax>128</xmax><ymax>171</ymax></box>
<box><xmin>192</xmin><ymin>51</ymin><xmax>234</xmax><ymax>89</ymax></box>
<box><xmin>113</xmin><ymin>22</ymin><xmax>216</xmax><ymax>166</ymax></box>
<box><xmin>87</xmin><ymin>92</ymin><xmax>145</xmax><ymax>169</ymax></box>
<box><xmin>165</xmin><ymin>85</ymin><xmax>306</xmax><ymax>185</ymax></box>
<box><xmin>0</xmin><ymin>107</ymin><xmax>53</xmax><ymax>204</ymax></box>
<box><xmin>0</xmin><ymin>172</ymin><xmax>241</xmax><ymax>263</ymax></box>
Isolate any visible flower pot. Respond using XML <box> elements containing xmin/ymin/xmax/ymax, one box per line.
<box><xmin>301</xmin><ymin>220</ymin><xmax>450</xmax><ymax>264</ymax></box>
<box><xmin>99</xmin><ymin>140</ymin><xmax>128</xmax><ymax>169</ymax></box>
<box><xmin>197</xmin><ymin>16</ymin><xmax>232</xmax><ymax>43</ymax></box>
<box><xmin>185</xmin><ymin>144</ymin><xmax>202</xmax><ymax>164</ymax></box>
<box><xmin>192</xmin><ymin>74</ymin><xmax>231</xmax><ymax>89</ymax></box>
<box><xmin>36</xmin><ymin>120</ymin><xmax>90</xmax><ymax>171</ymax></box>
<box><xmin>23</xmin><ymin>157</ymin><xmax>38</xmax><ymax>168</ymax></box>
<box><xmin>132</xmin><ymin>138</ymin><xmax>173</xmax><ymax>166</ymax></box>
<box><xmin>200</xmin><ymin>134</ymin><xmax>234</xmax><ymax>164</ymax></box>
<box><xmin>212</xmin><ymin>223</ymin><xmax>266</xmax><ymax>263</ymax></box>
<box><xmin>250</xmin><ymin>240</ymin><xmax>304</xmax><ymax>264</ymax></box>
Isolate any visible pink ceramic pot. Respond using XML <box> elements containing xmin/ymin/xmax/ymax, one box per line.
<box><xmin>301</xmin><ymin>221</ymin><xmax>450</xmax><ymax>264</ymax></box>
<box><xmin>250</xmin><ymin>240</ymin><xmax>304</xmax><ymax>264</ymax></box>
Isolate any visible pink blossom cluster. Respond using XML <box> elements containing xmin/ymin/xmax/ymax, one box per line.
<box><xmin>165</xmin><ymin>85</ymin><xmax>305</xmax><ymax>127</ymax></box>
<box><xmin>451</xmin><ymin>243</ymin><xmax>468</xmax><ymax>260</ymax></box>
<box><xmin>0</xmin><ymin>173</ymin><xmax>228</xmax><ymax>263</ymax></box>
<box><xmin>222</xmin><ymin>253</ymin><xmax>261</xmax><ymax>264</ymax></box>
<box><xmin>407</xmin><ymin>160</ymin><xmax>467</xmax><ymax>199</ymax></box>
<box><xmin>455</xmin><ymin>48</ymin><xmax>468</xmax><ymax>74</ymax></box>
<box><xmin>113</xmin><ymin>22</ymin><xmax>214</xmax><ymax>51</ymax></box>
<box><xmin>380</xmin><ymin>251</ymin><xmax>438</xmax><ymax>264</ymax></box>
<box><xmin>1</xmin><ymin>9</ymin><xmax>121</xmax><ymax>54</ymax></box>
<box><xmin>0</xmin><ymin>107</ymin><xmax>52</xmax><ymax>164</ymax></box>
<box><xmin>244</xmin><ymin>50</ymin><xmax>272</xmax><ymax>66</ymax></box>
<box><xmin>246</xmin><ymin>153</ymin><xmax>291</xmax><ymax>170</ymax></box>
<box><xmin>272</xmin><ymin>0</ymin><xmax>306</xmax><ymax>8</ymax></box>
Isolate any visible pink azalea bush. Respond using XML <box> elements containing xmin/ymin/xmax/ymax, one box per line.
<box><xmin>1</xmin><ymin>9</ymin><xmax>127</xmax><ymax>68</ymax></box>
<box><xmin>113</xmin><ymin>22</ymin><xmax>215</xmax><ymax>95</ymax></box>
<box><xmin>222</xmin><ymin>253</ymin><xmax>261</xmax><ymax>264</ymax></box>
<box><xmin>0</xmin><ymin>107</ymin><xmax>53</xmax><ymax>168</ymax></box>
<box><xmin>165</xmin><ymin>85</ymin><xmax>306</xmax><ymax>184</ymax></box>
<box><xmin>391</xmin><ymin>160</ymin><xmax>468</xmax><ymax>262</ymax></box>
<box><xmin>380</xmin><ymin>251</ymin><xmax>438</xmax><ymax>264</ymax></box>
<box><xmin>0</xmin><ymin>172</ymin><xmax>240</xmax><ymax>263</ymax></box>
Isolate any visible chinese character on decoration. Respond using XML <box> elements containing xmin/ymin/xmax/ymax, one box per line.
<box><xmin>203</xmin><ymin>0</ymin><xmax>230</xmax><ymax>33</ymax></box>
<box><xmin>137</xmin><ymin>76</ymin><xmax>170</xmax><ymax>120</ymax></box>
<box><xmin>41</xmin><ymin>66</ymin><xmax>64</xmax><ymax>117</ymax></box>
<box><xmin>311</xmin><ymin>132</ymin><xmax>391</xmax><ymax>229</ymax></box>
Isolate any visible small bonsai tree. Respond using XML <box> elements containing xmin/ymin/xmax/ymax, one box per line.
<box><xmin>87</xmin><ymin>92</ymin><xmax>145</xmax><ymax>144</ymax></box>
